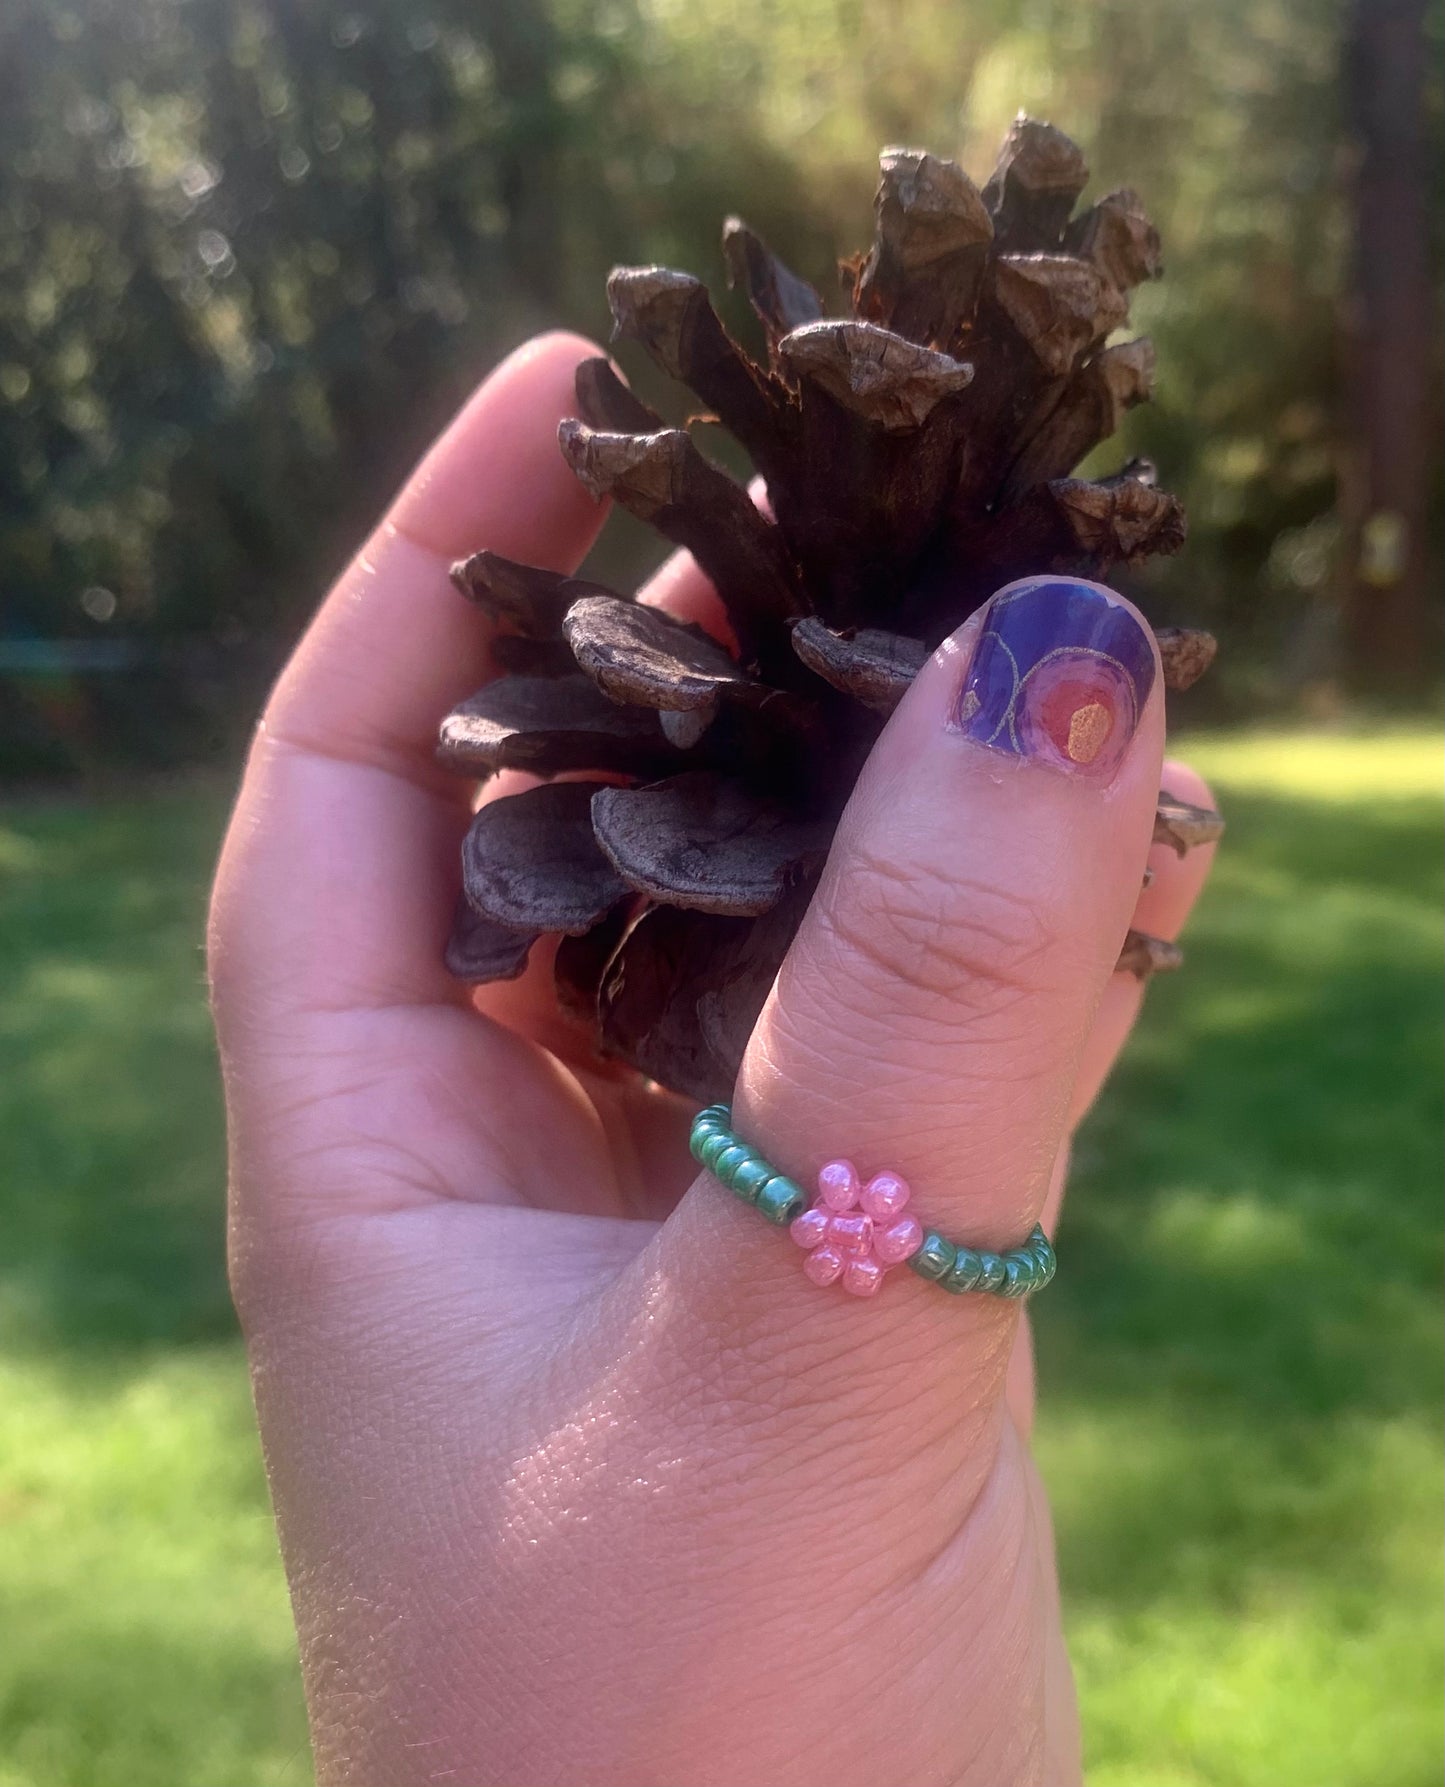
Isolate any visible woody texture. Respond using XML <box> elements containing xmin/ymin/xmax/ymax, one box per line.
<box><xmin>438</xmin><ymin>117</ymin><xmax>1225</xmax><ymax>1102</ymax></box>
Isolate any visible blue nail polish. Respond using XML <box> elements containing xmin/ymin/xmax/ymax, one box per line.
<box><xmin>951</xmin><ymin>577</ymin><xmax>1155</xmax><ymax>779</ymax></box>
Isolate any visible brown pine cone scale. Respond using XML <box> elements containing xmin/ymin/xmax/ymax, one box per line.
<box><xmin>439</xmin><ymin>119</ymin><xmax>1224</xmax><ymax>1103</ymax></box>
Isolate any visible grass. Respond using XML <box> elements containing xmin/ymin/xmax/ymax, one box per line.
<box><xmin>0</xmin><ymin>729</ymin><xmax>1440</xmax><ymax>1787</ymax></box>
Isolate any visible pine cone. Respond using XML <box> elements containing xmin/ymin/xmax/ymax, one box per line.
<box><xmin>440</xmin><ymin>119</ymin><xmax>1224</xmax><ymax>1103</ymax></box>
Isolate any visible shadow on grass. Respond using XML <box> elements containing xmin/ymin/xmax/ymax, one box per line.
<box><xmin>1034</xmin><ymin>783</ymin><xmax>1442</xmax><ymax>1624</ymax></box>
<box><xmin>1</xmin><ymin>779</ymin><xmax>1440</xmax><ymax>1381</ymax></box>
<box><xmin>0</xmin><ymin>749</ymin><xmax>1439</xmax><ymax>1785</ymax></box>
<box><xmin>0</xmin><ymin>788</ymin><xmax>236</xmax><ymax>1359</ymax></box>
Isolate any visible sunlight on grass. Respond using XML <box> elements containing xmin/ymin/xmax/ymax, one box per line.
<box><xmin>1035</xmin><ymin>725</ymin><xmax>1442</xmax><ymax>1787</ymax></box>
<box><xmin>0</xmin><ymin>1356</ymin><xmax>308</xmax><ymax>1787</ymax></box>
<box><xmin>0</xmin><ymin>729</ymin><xmax>1440</xmax><ymax>1785</ymax></box>
<box><xmin>1180</xmin><ymin>726</ymin><xmax>1442</xmax><ymax>801</ymax></box>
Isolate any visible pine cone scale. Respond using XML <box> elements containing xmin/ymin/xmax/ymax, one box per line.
<box><xmin>439</xmin><ymin>120</ymin><xmax>1224</xmax><ymax>1100</ymax></box>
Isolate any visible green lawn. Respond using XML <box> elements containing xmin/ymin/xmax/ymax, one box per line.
<box><xmin>1</xmin><ymin>730</ymin><xmax>1440</xmax><ymax>1787</ymax></box>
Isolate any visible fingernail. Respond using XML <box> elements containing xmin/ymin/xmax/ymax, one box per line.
<box><xmin>951</xmin><ymin>577</ymin><xmax>1155</xmax><ymax>779</ymax></box>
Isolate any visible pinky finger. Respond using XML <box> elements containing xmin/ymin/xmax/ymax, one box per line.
<box><xmin>1066</xmin><ymin>758</ymin><xmax>1219</xmax><ymax>1130</ymax></box>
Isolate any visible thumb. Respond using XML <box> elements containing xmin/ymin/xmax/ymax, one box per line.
<box><xmin>647</xmin><ymin>575</ymin><xmax>1164</xmax><ymax>1426</ymax></box>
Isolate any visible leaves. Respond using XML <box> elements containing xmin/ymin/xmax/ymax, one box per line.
<box><xmin>461</xmin><ymin>781</ymin><xmax>628</xmax><ymax>934</ymax></box>
<box><xmin>591</xmin><ymin>772</ymin><xmax>832</xmax><ymax>916</ymax></box>
<box><xmin>437</xmin><ymin>675</ymin><xmax>669</xmax><ymax>777</ymax></box>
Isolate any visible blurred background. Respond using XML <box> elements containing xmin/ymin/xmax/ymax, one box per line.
<box><xmin>0</xmin><ymin>1</ymin><xmax>1440</xmax><ymax>1783</ymax></box>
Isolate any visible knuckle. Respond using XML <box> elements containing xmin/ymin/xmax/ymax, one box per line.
<box><xmin>810</xmin><ymin>845</ymin><xmax>1061</xmax><ymax>1013</ymax></box>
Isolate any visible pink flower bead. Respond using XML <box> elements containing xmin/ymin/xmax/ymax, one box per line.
<box><xmin>874</xmin><ymin>1214</ymin><xmax>924</xmax><ymax>1266</ymax></box>
<box><xmin>789</xmin><ymin>1207</ymin><xmax>830</xmax><ymax>1250</ymax></box>
<box><xmin>803</xmin><ymin>1246</ymin><xmax>845</xmax><ymax>1287</ymax></box>
<box><xmin>816</xmin><ymin>1159</ymin><xmax>860</xmax><ymax>1212</ymax></box>
<box><xmin>795</xmin><ymin>1155</ymin><xmax>922</xmax><ymax>1300</ymax></box>
<box><xmin>828</xmin><ymin>1211</ymin><xmax>873</xmax><ymax>1254</ymax></box>
<box><xmin>842</xmin><ymin>1254</ymin><xmax>883</xmax><ymax>1297</ymax></box>
<box><xmin>860</xmin><ymin>1170</ymin><xmax>910</xmax><ymax>1222</ymax></box>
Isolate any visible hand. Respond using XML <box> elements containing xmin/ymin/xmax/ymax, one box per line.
<box><xmin>209</xmin><ymin>334</ymin><xmax>1216</xmax><ymax>1787</ymax></box>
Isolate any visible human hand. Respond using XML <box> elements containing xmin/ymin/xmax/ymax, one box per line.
<box><xmin>209</xmin><ymin>333</ymin><xmax>1215</xmax><ymax>1786</ymax></box>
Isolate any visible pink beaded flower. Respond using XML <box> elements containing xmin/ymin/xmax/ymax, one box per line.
<box><xmin>788</xmin><ymin>1159</ymin><xmax>924</xmax><ymax>1297</ymax></box>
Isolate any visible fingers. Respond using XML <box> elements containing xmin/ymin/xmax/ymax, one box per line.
<box><xmin>211</xmin><ymin>335</ymin><xmax>625</xmax><ymax>1235</ymax></box>
<box><xmin>1065</xmin><ymin>758</ymin><xmax>1218</xmax><ymax>1128</ymax></box>
<box><xmin>211</xmin><ymin>332</ymin><xmax>607</xmax><ymax>1023</ymax></box>
<box><xmin>643</xmin><ymin>576</ymin><xmax>1167</xmax><ymax>1453</ymax></box>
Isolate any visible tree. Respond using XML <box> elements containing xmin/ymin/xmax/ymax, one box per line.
<box><xmin>1340</xmin><ymin>0</ymin><xmax>1439</xmax><ymax>692</ymax></box>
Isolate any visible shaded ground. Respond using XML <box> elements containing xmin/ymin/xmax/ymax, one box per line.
<box><xmin>0</xmin><ymin>729</ymin><xmax>1440</xmax><ymax>1787</ymax></box>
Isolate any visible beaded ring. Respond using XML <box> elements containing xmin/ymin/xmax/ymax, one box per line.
<box><xmin>690</xmin><ymin>1104</ymin><xmax>1056</xmax><ymax>1301</ymax></box>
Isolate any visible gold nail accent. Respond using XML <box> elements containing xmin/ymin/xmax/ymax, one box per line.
<box><xmin>1066</xmin><ymin>701</ymin><xmax>1111</xmax><ymax>764</ymax></box>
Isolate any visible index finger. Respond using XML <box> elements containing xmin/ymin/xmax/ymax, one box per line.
<box><xmin>210</xmin><ymin>332</ymin><xmax>609</xmax><ymax>1021</ymax></box>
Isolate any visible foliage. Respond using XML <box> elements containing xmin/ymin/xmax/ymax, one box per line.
<box><xmin>0</xmin><ymin>726</ymin><xmax>1440</xmax><ymax>1784</ymax></box>
<box><xmin>3</xmin><ymin>0</ymin><xmax>1437</xmax><ymax>775</ymax></box>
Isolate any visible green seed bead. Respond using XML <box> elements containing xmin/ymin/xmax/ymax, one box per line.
<box><xmin>703</xmin><ymin>1136</ymin><xmax>739</xmax><ymax>1179</ymax></box>
<box><xmin>974</xmin><ymin>1252</ymin><xmax>1007</xmax><ymax>1293</ymax></box>
<box><xmin>712</xmin><ymin>1143</ymin><xmax>751</xmax><ymax>1186</ymax></box>
<box><xmin>908</xmin><ymin>1231</ymin><xmax>956</xmax><ymax>1281</ymax></box>
<box><xmin>943</xmin><ymin>1248</ymin><xmax>984</xmax><ymax>1293</ymax></box>
<box><xmin>729</xmin><ymin>1156</ymin><xmax>774</xmax><ymax>1204</ymax></box>
<box><xmin>690</xmin><ymin>1122</ymin><xmax>723</xmax><ymax>1162</ymax></box>
<box><xmin>1026</xmin><ymin>1230</ymin><xmax>1056</xmax><ymax>1286</ymax></box>
<box><xmin>1000</xmin><ymin>1255</ymin><xmax>1035</xmax><ymax>1298</ymax></box>
<box><xmin>755</xmin><ymin>1175</ymin><xmax>806</xmax><ymax>1225</ymax></box>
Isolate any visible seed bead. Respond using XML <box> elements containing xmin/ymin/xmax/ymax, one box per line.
<box><xmin>698</xmin><ymin>1132</ymin><xmax>733</xmax><ymax>1174</ymax></box>
<box><xmin>730</xmin><ymin>1157</ymin><xmax>774</xmax><ymax>1203</ymax></box>
<box><xmin>943</xmin><ymin>1249</ymin><xmax>984</xmax><ymax>1294</ymax></box>
<box><xmin>712</xmin><ymin>1143</ymin><xmax>751</xmax><ymax>1186</ymax></box>
<box><xmin>755</xmin><ymin>1176</ymin><xmax>807</xmax><ymax>1226</ymax></box>
<box><xmin>689</xmin><ymin>1105</ymin><xmax>1058</xmax><ymax>1299</ymax></box>
<box><xmin>908</xmin><ymin>1231</ymin><xmax>956</xmax><ymax>1281</ymax></box>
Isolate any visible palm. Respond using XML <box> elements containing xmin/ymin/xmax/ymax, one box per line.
<box><xmin>213</xmin><ymin>335</ymin><xmax>1214</xmax><ymax>1786</ymax></box>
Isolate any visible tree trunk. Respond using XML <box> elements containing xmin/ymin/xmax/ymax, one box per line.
<box><xmin>1340</xmin><ymin>0</ymin><xmax>1438</xmax><ymax>693</ymax></box>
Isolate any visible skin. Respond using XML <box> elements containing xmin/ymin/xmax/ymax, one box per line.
<box><xmin>209</xmin><ymin>333</ymin><xmax>1216</xmax><ymax>1787</ymax></box>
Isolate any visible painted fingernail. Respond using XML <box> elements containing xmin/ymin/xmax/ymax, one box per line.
<box><xmin>951</xmin><ymin>576</ymin><xmax>1155</xmax><ymax>779</ymax></box>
